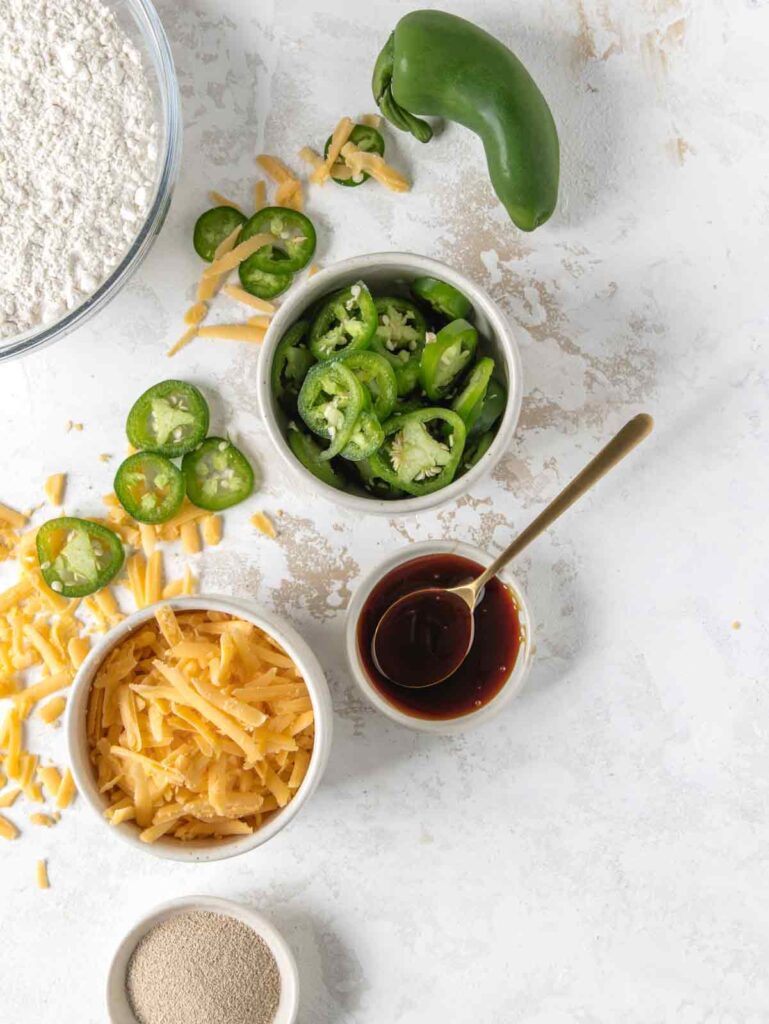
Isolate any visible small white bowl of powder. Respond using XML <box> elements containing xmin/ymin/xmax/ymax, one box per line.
<box><xmin>106</xmin><ymin>895</ymin><xmax>299</xmax><ymax>1024</ymax></box>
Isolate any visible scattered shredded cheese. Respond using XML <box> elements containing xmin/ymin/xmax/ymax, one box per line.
<box><xmin>0</xmin><ymin>503</ymin><xmax>28</xmax><ymax>530</ymax></box>
<box><xmin>256</xmin><ymin>154</ymin><xmax>295</xmax><ymax>185</ymax></box>
<box><xmin>208</xmin><ymin>190</ymin><xmax>244</xmax><ymax>212</ymax></box>
<box><xmin>201</xmin><ymin>515</ymin><xmax>222</xmax><ymax>547</ymax></box>
<box><xmin>44</xmin><ymin>474</ymin><xmax>66</xmax><ymax>507</ymax></box>
<box><xmin>311</xmin><ymin>117</ymin><xmax>354</xmax><ymax>185</ymax></box>
<box><xmin>254</xmin><ymin>180</ymin><xmax>266</xmax><ymax>211</ymax></box>
<box><xmin>194</xmin><ymin>224</ymin><xmax>244</xmax><ymax>305</ymax></box>
<box><xmin>275</xmin><ymin>177</ymin><xmax>303</xmax><ymax>211</ymax></box>
<box><xmin>247</xmin><ymin>315</ymin><xmax>271</xmax><ymax>329</ymax></box>
<box><xmin>203</xmin><ymin>233</ymin><xmax>275</xmax><ymax>279</ymax></box>
<box><xmin>251</xmin><ymin>512</ymin><xmax>276</xmax><ymax>539</ymax></box>
<box><xmin>298</xmin><ymin>146</ymin><xmax>323</xmax><ymax>171</ymax></box>
<box><xmin>340</xmin><ymin>142</ymin><xmax>410</xmax><ymax>192</ymax></box>
<box><xmin>30</xmin><ymin>812</ymin><xmax>57</xmax><ymax>827</ymax></box>
<box><xmin>36</xmin><ymin>859</ymin><xmax>49</xmax><ymax>888</ymax></box>
<box><xmin>55</xmin><ymin>769</ymin><xmax>76</xmax><ymax>810</ymax></box>
<box><xmin>180</xmin><ymin>521</ymin><xmax>201</xmax><ymax>555</ymax></box>
<box><xmin>222</xmin><ymin>285</ymin><xmax>276</xmax><ymax>314</ymax></box>
<box><xmin>360</xmin><ymin>112</ymin><xmax>382</xmax><ymax>127</ymax></box>
<box><xmin>167</xmin><ymin>326</ymin><xmax>198</xmax><ymax>358</ymax></box>
<box><xmin>197</xmin><ymin>325</ymin><xmax>266</xmax><ymax>344</ymax></box>
<box><xmin>0</xmin><ymin>814</ymin><xmax>19</xmax><ymax>840</ymax></box>
<box><xmin>184</xmin><ymin>302</ymin><xmax>209</xmax><ymax>326</ymax></box>
<box><xmin>37</xmin><ymin>696</ymin><xmax>67</xmax><ymax>725</ymax></box>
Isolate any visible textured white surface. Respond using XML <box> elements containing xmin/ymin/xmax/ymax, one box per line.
<box><xmin>2</xmin><ymin>1</ymin><xmax>769</xmax><ymax>1021</ymax></box>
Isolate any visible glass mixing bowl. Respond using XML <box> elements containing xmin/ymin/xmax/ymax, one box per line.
<box><xmin>0</xmin><ymin>0</ymin><xmax>182</xmax><ymax>363</ymax></box>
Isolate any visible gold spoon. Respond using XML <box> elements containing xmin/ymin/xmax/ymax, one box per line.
<box><xmin>372</xmin><ymin>413</ymin><xmax>654</xmax><ymax>688</ymax></box>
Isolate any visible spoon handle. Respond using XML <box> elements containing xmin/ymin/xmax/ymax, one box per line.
<box><xmin>473</xmin><ymin>413</ymin><xmax>654</xmax><ymax>594</ymax></box>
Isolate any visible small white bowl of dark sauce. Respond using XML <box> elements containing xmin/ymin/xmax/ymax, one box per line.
<box><xmin>346</xmin><ymin>540</ymin><xmax>533</xmax><ymax>733</ymax></box>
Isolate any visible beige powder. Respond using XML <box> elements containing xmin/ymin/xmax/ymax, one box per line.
<box><xmin>126</xmin><ymin>910</ymin><xmax>281</xmax><ymax>1024</ymax></box>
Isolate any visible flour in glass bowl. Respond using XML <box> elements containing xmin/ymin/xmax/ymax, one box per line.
<box><xmin>0</xmin><ymin>0</ymin><xmax>159</xmax><ymax>339</ymax></box>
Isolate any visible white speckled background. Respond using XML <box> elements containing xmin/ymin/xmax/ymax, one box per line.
<box><xmin>3</xmin><ymin>0</ymin><xmax>769</xmax><ymax>1020</ymax></box>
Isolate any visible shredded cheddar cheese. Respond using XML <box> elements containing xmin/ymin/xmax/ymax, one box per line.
<box><xmin>197</xmin><ymin>324</ymin><xmax>266</xmax><ymax>344</ymax></box>
<box><xmin>0</xmin><ymin>503</ymin><xmax>27</xmax><ymax>530</ymax></box>
<box><xmin>254</xmin><ymin>180</ymin><xmax>266</xmax><ymax>211</ymax></box>
<box><xmin>180</xmin><ymin>521</ymin><xmax>201</xmax><ymax>555</ymax></box>
<box><xmin>208</xmin><ymin>191</ymin><xmax>244</xmax><ymax>212</ymax></box>
<box><xmin>167</xmin><ymin>326</ymin><xmax>198</xmax><ymax>358</ymax></box>
<box><xmin>55</xmin><ymin>769</ymin><xmax>76</xmax><ymax>810</ymax></box>
<box><xmin>30</xmin><ymin>813</ymin><xmax>57</xmax><ymax>827</ymax></box>
<box><xmin>256</xmin><ymin>154</ymin><xmax>295</xmax><ymax>185</ymax></box>
<box><xmin>275</xmin><ymin>177</ymin><xmax>303</xmax><ymax>211</ymax></box>
<box><xmin>222</xmin><ymin>285</ymin><xmax>276</xmax><ymax>314</ymax></box>
<box><xmin>184</xmin><ymin>302</ymin><xmax>209</xmax><ymax>326</ymax></box>
<box><xmin>0</xmin><ymin>814</ymin><xmax>19</xmax><ymax>840</ymax></box>
<box><xmin>38</xmin><ymin>696</ymin><xmax>67</xmax><ymax>724</ymax></box>
<box><xmin>203</xmin><ymin>233</ymin><xmax>275</xmax><ymax>279</ymax></box>
<box><xmin>0</xmin><ymin>477</ymin><xmax>209</xmax><ymax>863</ymax></box>
<box><xmin>86</xmin><ymin>607</ymin><xmax>315</xmax><ymax>843</ymax></box>
<box><xmin>311</xmin><ymin>117</ymin><xmax>354</xmax><ymax>184</ymax></box>
<box><xmin>44</xmin><ymin>474</ymin><xmax>66</xmax><ymax>507</ymax></box>
<box><xmin>251</xmin><ymin>512</ymin><xmax>276</xmax><ymax>539</ymax></box>
<box><xmin>298</xmin><ymin>146</ymin><xmax>323</xmax><ymax>171</ymax></box>
<box><xmin>340</xmin><ymin>142</ymin><xmax>410</xmax><ymax>192</ymax></box>
<box><xmin>201</xmin><ymin>515</ymin><xmax>222</xmax><ymax>547</ymax></box>
<box><xmin>194</xmin><ymin>223</ymin><xmax>244</xmax><ymax>305</ymax></box>
<box><xmin>36</xmin><ymin>859</ymin><xmax>49</xmax><ymax>888</ymax></box>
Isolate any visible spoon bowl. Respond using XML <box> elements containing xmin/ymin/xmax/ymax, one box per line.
<box><xmin>372</xmin><ymin>587</ymin><xmax>475</xmax><ymax>687</ymax></box>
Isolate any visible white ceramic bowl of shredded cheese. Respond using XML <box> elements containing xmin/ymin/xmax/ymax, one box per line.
<box><xmin>106</xmin><ymin>895</ymin><xmax>299</xmax><ymax>1024</ymax></box>
<box><xmin>66</xmin><ymin>596</ymin><xmax>333</xmax><ymax>862</ymax></box>
<box><xmin>257</xmin><ymin>252</ymin><xmax>523</xmax><ymax>516</ymax></box>
<box><xmin>0</xmin><ymin>0</ymin><xmax>182</xmax><ymax>362</ymax></box>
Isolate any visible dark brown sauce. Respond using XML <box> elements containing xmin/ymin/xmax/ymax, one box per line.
<box><xmin>373</xmin><ymin>588</ymin><xmax>473</xmax><ymax>688</ymax></box>
<box><xmin>357</xmin><ymin>553</ymin><xmax>522</xmax><ymax>720</ymax></box>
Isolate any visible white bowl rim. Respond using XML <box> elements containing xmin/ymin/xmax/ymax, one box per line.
<box><xmin>345</xmin><ymin>539</ymin><xmax>534</xmax><ymax>734</ymax></box>
<box><xmin>106</xmin><ymin>894</ymin><xmax>299</xmax><ymax>1024</ymax></box>
<box><xmin>66</xmin><ymin>595</ymin><xmax>333</xmax><ymax>862</ymax></box>
<box><xmin>257</xmin><ymin>251</ymin><xmax>523</xmax><ymax>516</ymax></box>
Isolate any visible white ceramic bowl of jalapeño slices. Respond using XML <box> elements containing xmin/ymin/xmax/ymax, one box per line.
<box><xmin>257</xmin><ymin>252</ymin><xmax>523</xmax><ymax>515</ymax></box>
<box><xmin>66</xmin><ymin>596</ymin><xmax>333</xmax><ymax>862</ymax></box>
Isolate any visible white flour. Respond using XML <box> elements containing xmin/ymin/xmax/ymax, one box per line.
<box><xmin>0</xmin><ymin>0</ymin><xmax>158</xmax><ymax>339</ymax></box>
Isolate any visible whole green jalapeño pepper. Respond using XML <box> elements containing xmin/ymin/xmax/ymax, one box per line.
<box><xmin>372</xmin><ymin>10</ymin><xmax>559</xmax><ymax>231</ymax></box>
